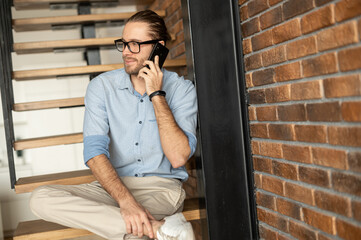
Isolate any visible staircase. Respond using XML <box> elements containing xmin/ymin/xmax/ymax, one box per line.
<box><xmin>0</xmin><ymin>0</ymin><xmax>204</xmax><ymax>239</ymax></box>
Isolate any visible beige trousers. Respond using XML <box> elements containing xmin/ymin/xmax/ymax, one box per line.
<box><xmin>30</xmin><ymin>176</ymin><xmax>186</xmax><ymax>240</ymax></box>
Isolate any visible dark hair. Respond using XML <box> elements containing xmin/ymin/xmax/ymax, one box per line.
<box><xmin>126</xmin><ymin>10</ymin><xmax>171</xmax><ymax>44</ymax></box>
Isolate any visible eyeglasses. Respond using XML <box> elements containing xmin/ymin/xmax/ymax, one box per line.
<box><xmin>114</xmin><ymin>38</ymin><xmax>161</xmax><ymax>53</ymax></box>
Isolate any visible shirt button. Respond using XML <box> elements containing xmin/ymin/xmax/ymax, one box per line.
<box><xmin>137</xmin><ymin>159</ymin><xmax>141</xmax><ymax>162</ymax></box>
<box><xmin>139</xmin><ymin>121</ymin><xmax>142</xmax><ymax>124</ymax></box>
<box><xmin>140</xmin><ymin>99</ymin><xmax>144</xmax><ymax>103</ymax></box>
<box><xmin>135</xmin><ymin>142</ymin><xmax>138</xmax><ymax>146</ymax></box>
<box><xmin>135</xmin><ymin>174</ymin><xmax>138</xmax><ymax>177</ymax></box>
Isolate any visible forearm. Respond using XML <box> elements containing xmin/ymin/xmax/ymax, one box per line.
<box><xmin>152</xmin><ymin>96</ymin><xmax>191</xmax><ymax>168</ymax></box>
<box><xmin>87</xmin><ymin>154</ymin><xmax>135</xmax><ymax>207</ymax></box>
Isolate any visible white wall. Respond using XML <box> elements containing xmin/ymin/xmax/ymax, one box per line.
<box><xmin>0</xmin><ymin>4</ymin><xmax>136</xmax><ymax>235</ymax></box>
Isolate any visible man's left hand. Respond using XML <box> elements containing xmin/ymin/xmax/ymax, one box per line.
<box><xmin>138</xmin><ymin>55</ymin><xmax>163</xmax><ymax>96</ymax></box>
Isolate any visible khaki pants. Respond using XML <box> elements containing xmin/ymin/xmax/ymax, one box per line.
<box><xmin>30</xmin><ymin>176</ymin><xmax>186</xmax><ymax>240</ymax></box>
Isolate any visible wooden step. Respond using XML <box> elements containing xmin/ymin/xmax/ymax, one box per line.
<box><xmin>14</xmin><ymin>132</ymin><xmax>83</xmax><ymax>151</ymax></box>
<box><xmin>13</xmin><ymin>34</ymin><xmax>176</xmax><ymax>54</ymax></box>
<box><xmin>13</xmin><ymin>58</ymin><xmax>187</xmax><ymax>80</ymax></box>
<box><xmin>15</xmin><ymin>169</ymin><xmax>94</xmax><ymax>193</ymax></box>
<box><xmin>13</xmin><ymin>10</ymin><xmax>165</xmax><ymax>31</ymax></box>
<box><xmin>13</xmin><ymin>97</ymin><xmax>84</xmax><ymax>111</ymax></box>
<box><xmin>14</xmin><ymin>0</ymin><xmax>154</xmax><ymax>10</ymax></box>
<box><xmin>13</xmin><ymin>198</ymin><xmax>204</xmax><ymax>240</ymax></box>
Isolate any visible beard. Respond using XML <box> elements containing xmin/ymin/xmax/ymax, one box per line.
<box><xmin>123</xmin><ymin>56</ymin><xmax>146</xmax><ymax>75</ymax></box>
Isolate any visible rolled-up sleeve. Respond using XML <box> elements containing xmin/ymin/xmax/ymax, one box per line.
<box><xmin>171</xmin><ymin>80</ymin><xmax>198</xmax><ymax>158</ymax></box>
<box><xmin>83</xmin><ymin>77</ymin><xmax>110</xmax><ymax>165</ymax></box>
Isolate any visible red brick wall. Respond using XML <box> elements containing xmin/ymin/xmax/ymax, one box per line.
<box><xmin>240</xmin><ymin>0</ymin><xmax>361</xmax><ymax>239</ymax></box>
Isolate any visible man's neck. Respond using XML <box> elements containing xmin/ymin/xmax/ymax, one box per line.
<box><xmin>130</xmin><ymin>73</ymin><xmax>146</xmax><ymax>96</ymax></box>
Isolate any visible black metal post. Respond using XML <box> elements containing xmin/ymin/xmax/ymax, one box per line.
<box><xmin>182</xmin><ymin>0</ymin><xmax>258</xmax><ymax>239</ymax></box>
<box><xmin>1</xmin><ymin>0</ymin><xmax>17</xmax><ymax>189</ymax></box>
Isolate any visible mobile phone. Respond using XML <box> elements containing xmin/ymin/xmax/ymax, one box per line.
<box><xmin>147</xmin><ymin>42</ymin><xmax>169</xmax><ymax>69</ymax></box>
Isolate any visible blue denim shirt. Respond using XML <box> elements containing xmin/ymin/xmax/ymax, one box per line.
<box><xmin>83</xmin><ymin>68</ymin><xmax>198</xmax><ymax>181</ymax></box>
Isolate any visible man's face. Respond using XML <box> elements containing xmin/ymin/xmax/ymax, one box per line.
<box><xmin>122</xmin><ymin>22</ymin><xmax>154</xmax><ymax>75</ymax></box>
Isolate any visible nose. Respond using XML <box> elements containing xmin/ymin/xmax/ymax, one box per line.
<box><xmin>122</xmin><ymin>44</ymin><xmax>132</xmax><ymax>56</ymax></box>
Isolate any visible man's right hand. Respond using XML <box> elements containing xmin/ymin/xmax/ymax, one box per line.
<box><xmin>119</xmin><ymin>198</ymin><xmax>156</xmax><ymax>238</ymax></box>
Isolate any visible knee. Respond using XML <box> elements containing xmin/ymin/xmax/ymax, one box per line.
<box><xmin>29</xmin><ymin>186</ymin><xmax>55</xmax><ymax>217</ymax></box>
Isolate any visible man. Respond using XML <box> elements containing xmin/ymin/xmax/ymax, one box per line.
<box><xmin>30</xmin><ymin>10</ymin><xmax>198</xmax><ymax>240</ymax></box>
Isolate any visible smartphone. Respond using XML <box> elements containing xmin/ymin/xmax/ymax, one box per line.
<box><xmin>147</xmin><ymin>42</ymin><xmax>169</xmax><ymax>69</ymax></box>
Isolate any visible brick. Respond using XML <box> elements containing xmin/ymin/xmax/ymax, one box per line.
<box><xmin>256</xmin><ymin>191</ymin><xmax>276</xmax><ymax>210</ymax></box>
<box><xmin>250</xmin><ymin>123</ymin><xmax>268</xmax><ymax>138</ymax></box>
<box><xmin>317</xmin><ymin>21</ymin><xmax>358</xmax><ymax>52</ymax></box>
<box><xmin>359</xmin><ymin>18</ymin><xmax>361</xmax><ymax>40</ymax></box>
<box><xmin>328</xmin><ymin>126</ymin><xmax>361</xmax><ymax>147</ymax></box>
<box><xmin>272</xmin><ymin>19</ymin><xmax>301</xmax><ymax>44</ymax></box>
<box><xmin>323</xmin><ymin>74</ymin><xmax>361</xmax><ymax>98</ymax></box>
<box><xmin>249</xmin><ymin>89</ymin><xmax>266</xmax><ymax>104</ymax></box>
<box><xmin>251</xmin><ymin>30</ymin><xmax>273</xmax><ymax>52</ymax></box>
<box><xmin>276</xmin><ymin>198</ymin><xmax>301</xmax><ymax>220</ymax></box>
<box><xmin>272</xmin><ymin>160</ymin><xmax>298</xmax><ymax>180</ymax></box>
<box><xmin>245</xmin><ymin>53</ymin><xmax>262</xmax><ymax>71</ymax></box>
<box><xmin>342</xmin><ymin>102</ymin><xmax>361</xmax><ymax>122</ymax></box>
<box><xmin>268</xmin><ymin>124</ymin><xmax>295</xmax><ymax>141</ymax></box>
<box><xmin>242</xmin><ymin>38</ymin><xmax>252</xmax><ymax>55</ymax></box>
<box><xmin>240</xmin><ymin>5</ymin><xmax>248</xmax><ymax>21</ymax></box>
<box><xmin>265</xmin><ymin>85</ymin><xmax>291</xmax><ymax>103</ymax></box>
<box><xmin>335</xmin><ymin>0</ymin><xmax>361</xmax><ymax>22</ymax></box>
<box><xmin>332</xmin><ymin>171</ymin><xmax>361</xmax><ymax>197</ymax></box>
<box><xmin>348</xmin><ymin>151</ymin><xmax>361</xmax><ymax>173</ymax></box>
<box><xmin>241</xmin><ymin>17</ymin><xmax>260</xmax><ymax>37</ymax></box>
<box><xmin>277</xmin><ymin>104</ymin><xmax>306</xmax><ymax>121</ymax></box>
<box><xmin>299</xmin><ymin>166</ymin><xmax>330</xmax><ymax>188</ymax></box>
<box><xmin>291</xmin><ymin>80</ymin><xmax>322</xmax><ymax>100</ymax></box>
<box><xmin>283</xmin><ymin>0</ymin><xmax>314</xmax><ymax>20</ymax></box>
<box><xmin>336</xmin><ymin>219</ymin><xmax>361</xmax><ymax>240</ymax></box>
<box><xmin>301</xmin><ymin>5</ymin><xmax>335</xmax><ymax>34</ymax></box>
<box><xmin>248</xmin><ymin>0</ymin><xmax>268</xmax><ymax>17</ymax></box>
<box><xmin>262</xmin><ymin>175</ymin><xmax>284</xmax><ymax>195</ymax></box>
<box><xmin>252</xmin><ymin>141</ymin><xmax>260</xmax><ymax>155</ymax></box>
<box><xmin>275</xmin><ymin>61</ymin><xmax>301</xmax><ymax>82</ymax></box>
<box><xmin>257</xmin><ymin>207</ymin><xmax>289</xmax><ymax>232</ymax></box>
<box><xmin>269</xmin><ymin>0</ymin><xmax>282</xmax><ymax>6</ymax></box>
<box><xmin>259</xmin><ymin>141</ymin><xmax>283</xmax><ymax>158</ymax></box>
<box><xmin>315</xmin><ymin>190</ymin><xmax>351</xmax><ymax>217</ymax></box>
<box><xmin>259</xmin><ymin>224</ymin><xmax>278</xmax><ymax>239</ymax></box>
<box><xmin>239</xmin><ymin>0</ymin><xmax>248</xmax><ymax>5</ymax></box>
<box><xmin>260</xmin><ymin>6</ymin><xmax>283</xmax><ymax>30</ymax></box>
<box><xmin>254</xmin><ymin>172</ymin><xmax>262</xmax><ymax>188</ymax></box>
<box><xmin>252</xmin><ymin>68</ymin><xmax>275</xmax><ymax>86</ymax></box>
<box><xmin>262</xmin><ymin>45</ymin><xmax>286</xmax><ymax>67</ymax></box>
<box><xmin>285</xmin><ymin>182</ymin><xmax>314</xmax><ymax>205</ymax></box>
<box><xmin>294</xmin><ymin>125</ymin><xmax>327</xmax><ymax>143</ymax></box>
<box><xmin>302</xmin><ymin>53</ymin><xmax>338</xmax><ymax>77</ymax></box>
<box><xmin>306</xmin><ymin>102</ymin><xmax>341</xmax><ymax>122</ymax></box>
<box><xmin>303</xmin><ymin>208</ymin><xmax>335</xmax><ymax>234</ymax></box>
<box><xmin>352</xmin><ymin>200</ymin><xmax>361</xmax><ymax>221</ymax></box>
<box><xmin>338</xmin><ymin>46</ymin><xmax>361</xmax><ymax>72</ymax></box>
<box><xmin>253</xmin><ymin>156</ymin><xmax>272</xmax><ymax>173</ymax></box>
<box><xmin>256</xmin><ymin>106</ymin><xmax>278</xmax><ymax>121</ymax></box>
<box><xmin>282</xmin><ymin>144</ymin><xmax>311</xmax><ymax>163</ymax></box>
<box><xmin>245</xmin><ymin>72</ymin><xmax>253</xmax><ymax>88</ymax></box>
<box><xmin>312</xmin><ymin>147</ymin><xmax>347</xmax><ymax>169</ymax></box>
<box><xmin>289</xmin><ymin>220</ymin><xmax>317</xmax><ymax>240</ymax></box>
<box><xmin>277</xmin><ymin>233</ymin><xmax>292</xmax><ymax>240</ymax></box>
<box><xmin>315</xmin><ymin>0</ymin><xmax>333</xmax><ymax>6</ymax></box>
<box><xmin>286</xmin><ymin>36</ymin><xmax>317</xmax><ymax>60</ymax></box>
<box><xmin>318</xmin><ymin>234</ymin><xmax>334</xmax><ymax>240</ymax></box>
<box><xmin>248</xmin><ymin>106</ymin><xmax>256</xmax><ymax>120</ymax></box>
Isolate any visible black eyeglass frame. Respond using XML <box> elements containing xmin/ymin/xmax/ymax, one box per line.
<box><xmin>114</xmin><ymin>38</ymin><xmax>162</xmax><ymax>53</ymax></box>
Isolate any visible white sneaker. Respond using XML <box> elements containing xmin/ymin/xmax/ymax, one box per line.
<box><xmin>156</xmin><ymin>213</ymin><xmax>195</xmax><ymax>240</ymax></box>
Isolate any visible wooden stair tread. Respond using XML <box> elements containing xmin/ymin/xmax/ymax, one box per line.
<box><xmin>13</xmin><ymin>10</ymin><xmax>165</xmax><ymax>31</ymax></box>
<box><xmin>14</xmin><ymin>34</ymin><xmax>176</xmax><ymax>54</ymax></box>
<box><xmin>14</xmin><ymin>97</ymin><xmax>84</xmax><ymax>111</ymax></box>
<box><xmin>14</xmin><ymin>132</ymin><xmax>83</xmax><ymax>151</ymax></box>
<box><xmin>14</xmin><ymin>199</ymin><xmax>204</xmax><ymax>239</ymax></box>
<box><xmin>14</xmin><ymin>0</ymin><xmax>154</xmax><ymax>10</ymax></box>
<box><xmin>13</xmin><ymin>59</ymin><xmax>186</xmax><ymax>80</ymax></box>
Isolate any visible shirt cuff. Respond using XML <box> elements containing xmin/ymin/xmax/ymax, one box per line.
<box><xmin>184</xmin><ymin>131</ymin><xmax>197</xmax><ymax>159</ymax></box>
<box><xmin>83</xmin><ymin>135</ymin><xmax>110</xmax><ymax>166</ymax></box>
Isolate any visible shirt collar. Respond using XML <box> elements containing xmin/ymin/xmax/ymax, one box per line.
<box><xmin>118</xmin><ymin>69</ymin><xmax>134</xmax><ymax>91</ymax></box>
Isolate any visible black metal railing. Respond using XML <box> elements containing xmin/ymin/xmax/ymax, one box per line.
<box><xmin>0</xmin><ymin>0</ymin><xmax>16</xmax><ymax>189</ymax></box>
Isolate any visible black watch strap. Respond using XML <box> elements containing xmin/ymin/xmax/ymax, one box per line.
<box><xmin>149</xmin><ymin>90</ymin><xmax>166</xmax><ymax>101</ymax></box>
